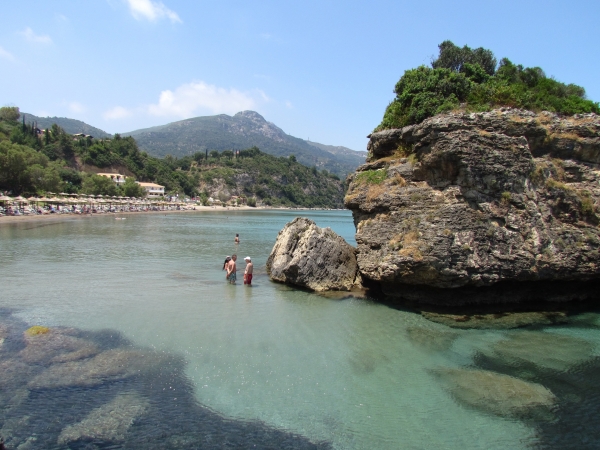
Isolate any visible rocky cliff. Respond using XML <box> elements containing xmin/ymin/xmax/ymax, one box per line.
<box><xmin>344</xmin><ymin>108</ymin><xmax>600</xmax><ymax>305</ymax></box>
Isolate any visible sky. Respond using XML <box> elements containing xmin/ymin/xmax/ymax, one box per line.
<box><xmin>0</xmin><ymin>0</ymin><xmax>598</xmax><ymax>151</ymax></box>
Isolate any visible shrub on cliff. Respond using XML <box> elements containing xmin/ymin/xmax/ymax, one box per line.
<box><xmin>376</xmin><ymin>41</ymin><xmax>599</xmax><ymax>130</ymax></box>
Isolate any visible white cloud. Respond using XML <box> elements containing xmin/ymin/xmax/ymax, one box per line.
<box><xmin>0</xmin><ymin>46</ymin><xmax>15</xmax><ymax>61</ymax></box>
<box><xmin>147</xmin><ymin>81</ymin><xmax>266</xmax><ymax>118</ymax></box>
<box><xmin>125</xmin><ymin>0</ymin><xmax>182</xmax><ymax>23</ymax></box>
<box><xmin>285</xmin><ymin>101</ymin><xmax>293</xmax><ymax>109</ymax></box>
<box><xmin>104</xmin><ymin>106</ymin><xmax>133</xmax><ymax>120</ymax></box>
<box><xmin>67</xmin><ymin>102</ymin><xmax>86</xmax><ymax>114</ymax></box>
<box><xmin>19</xmin><ymin>27</ymin><xmax>52</xmax><ymax>44</ymax></box>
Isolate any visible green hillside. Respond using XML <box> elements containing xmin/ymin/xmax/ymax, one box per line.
<box><xmin>304</xmin><ymin>140</ymin><xmax>367</xmax><ymax>172</ymax></box>
<box><xmin>0</xmin><ymin>108</ymin><xmax>345</xmax><ymax>208</ymax></box>
<box><xmin>124</xmin><ymin>111</ymin><xmax>364</xmax><ymax>177</ymax></box>
<box><xmin>22</xmin><ymin>113</ymin><xmax>112</xmax><ymax>138</ymax></box>
<box><xmin>190</xmin><ymin>147</ymin><xmax>344</xmax><ymax>208</ymax></box>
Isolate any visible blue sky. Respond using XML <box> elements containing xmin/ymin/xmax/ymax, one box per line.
<box><xmin>1</xmin><ymin>0</ymin><xmax>598</xmax><ymax>151</ymax></box>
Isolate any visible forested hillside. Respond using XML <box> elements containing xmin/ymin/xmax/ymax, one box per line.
<box><xmin>377</xmin><ymin>41</ymin><xmax>600</xmax><ymax>131</ymax></box>
<box><xmin>0</xmin><ymin>107</ymin><xmax>345</xmax><ymax>208</ymax></box>
<box><xmin>190</xmin><ymin>147</ymin><xmax>344</xmax><ymax>208</ymax></box>
<box><xmin>22</xmin><ymin>113</ymin><xmax>112</xmax><ymax>138</ymax></box>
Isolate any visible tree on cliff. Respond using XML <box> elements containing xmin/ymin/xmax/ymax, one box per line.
<box><xmin>432</xmin><ymin>40</ymin><xmax>497</xmax><ymax>76</ymax></box>
<box><xmin>376</xmin><ymin>41</ymin><xmax>600</xmax><ymax>130</ymax></box>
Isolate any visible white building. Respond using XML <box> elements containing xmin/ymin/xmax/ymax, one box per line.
<box><xmin>137</xmin><ymin>182</ymin><xmax>165</xmax><ymax>197</ymax></box>
<box><xmin>97</xmin><ymin>173</ymin><xmax>126</xmax><ymax>185</ymax></box>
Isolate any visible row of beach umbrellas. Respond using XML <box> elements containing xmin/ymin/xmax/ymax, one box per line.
<box><xmin>0</xmin><ymin>194</ymin><xmax>188</xmax><ymax>206</ymax></box>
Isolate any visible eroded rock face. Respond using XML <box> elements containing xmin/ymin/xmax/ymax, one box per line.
<box><xmin>346</xmin><ymin>109</ymin><xmax>600</xmax><ymax>304</ymax></box>
<box><xmin>267</xmin><ymin>217</ymin><xmax>359</xmax><ymax>291</ymax></box>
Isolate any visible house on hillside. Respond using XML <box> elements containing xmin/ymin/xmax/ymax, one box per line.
<box><xmin>73</xmin><ymin>133</ymin><xmax>93</xmax><ymax>140</ymax></box>
<box><xmin>136</xmin><ymin>182</ymin><xmax>165</xmax><ymax>198</ymax></box>
<box><xmin>97</xmin><ymin>173</ymin><xmax>126</xmax><ymax>186</ymax></box>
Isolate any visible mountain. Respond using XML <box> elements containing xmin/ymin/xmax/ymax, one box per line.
<box><xmin>123</xmin><ymin>111</ymin><xmax>366</xmax><ymax>177</ymax></box>
<box><xmin>22</xmin><ymin>113</ymin><xmax>112</xmax><ymax>138</ymax></box>
<box><xmin>304</xmin><ymin>140</ymin><xmax>368</xmax><ymax>172</ymax></box>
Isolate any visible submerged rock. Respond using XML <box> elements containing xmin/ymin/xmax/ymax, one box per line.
<box><xmin>28</xmin><ymin>348</ymin><xmax>171</xmax><ymax>389</ymax></box>
<box><xmin>0</xmin><ymin>324</ymin><xmax>8</xmax><ymax>351</ymax></box>
<box><xmin>267</xmin><ymin>217</ymin><xmax>359</xmax><ymax>291</ymax></box>
<box><xmin>345</xmin><ymin>109</ymin><xmax>600</xmax><ymax>305</ymax></box>
<box><xmin>20</xmin><ymin>327</ymin><xmax>99</xmax><ymax>365</ymax></box>
<box><xmin>422</xmin><ymin>310</ymin><xmax>568</xmax><ymax>329</ymax></box>
<box><xmin>0</xmin><ymin>359</ymin><xmax>35</xmax><ymax>390</ymax></box>
<box><xmin>405</xmin><ymin>326</ymin><xmax>458</xmax><ymax>352</ymax></box>
<box><xmin>435</xmin><ymin>367</ymin><xmax>556</xmax><ymax>417</ymax></box>
<box><xmin>58</xmin><ymin>392</ymin><xmax>150</xmax><ymax>444</ymax></box>
<box><xmin>491</xmin><ymin>331</ymin><xmax>594</xmax><ymax>371</ymax></box>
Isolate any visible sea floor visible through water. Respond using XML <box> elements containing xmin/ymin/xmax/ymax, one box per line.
<box><xmin>1</xmin><ymin>209</ymin><xmax>600</xmax><ymax>449</ymax></box>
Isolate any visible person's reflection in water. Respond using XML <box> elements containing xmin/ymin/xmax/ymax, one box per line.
<box><xmin>244</xmin><ymin>283</ymin><xmax>253</xmax><ymax>301</ymax></box>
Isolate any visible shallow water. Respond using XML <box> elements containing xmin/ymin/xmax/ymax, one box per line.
<box><xmin>1</xmin><ymin>210</ymin><xmax>600</xmax><ymax>449</ymax></box>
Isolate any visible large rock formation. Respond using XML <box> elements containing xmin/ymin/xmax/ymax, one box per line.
<box><xmin>345</xmin><ymin>108</ymin><xmax>600</xmax><ymax>305</ymax></box>
<box><xmin>267</xmin><ymin>217</ymin><xmax>359</xmax><ymax>291</ymax></box>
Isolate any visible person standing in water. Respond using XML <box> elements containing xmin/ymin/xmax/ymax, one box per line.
<box><xmin>243</xmin><ymin>256</ymin><xmax>253</xmax><ymax>286</ymax></box>
<box><xmin>226</xmin><ymin>254</ymin><xmax>237</xmax><ymax>284</ymax></box>
<box><xmin>234</xmin><ymin>233</ymin><xmax>240</xmax><ymax>244</ymax></box>
<box><xmin>222</xmin><ymin>256</ymin><xmax>231</xmax><ymax>279</ymax></box>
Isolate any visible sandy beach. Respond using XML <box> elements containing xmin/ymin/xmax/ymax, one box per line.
<box><xmin>0</xmin><ymin>205</ymin><xmax>328</xmax><ymax>226</ymax></box>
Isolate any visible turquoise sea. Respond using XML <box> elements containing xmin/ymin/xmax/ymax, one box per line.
<box><xmin>1</xmin><ymin>209</ymin><xmax>600</xmax><ymax>449</ymax></box>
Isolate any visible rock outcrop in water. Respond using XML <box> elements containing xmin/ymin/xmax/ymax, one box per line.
<box><xmin>267</xmin><ymin>217</ymin><xmax>359</xmax><ymax>291</ymax></box>
<box><xmin>344</xmin><ymin>108</ymin><xmax>600</xmax><ymax>305</ymax></box>
<box><xmin>434</xmin><ymin>367</ymin><xmax>556</xmax><ymax>417</ymax></box>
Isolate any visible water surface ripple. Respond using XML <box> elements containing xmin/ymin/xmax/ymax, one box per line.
<box><xmin>1</xmin><ymin>210</ymin><xmax>599</xmax><ymax>449</ymax></box>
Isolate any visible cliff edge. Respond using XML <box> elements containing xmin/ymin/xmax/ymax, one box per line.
<box><xmin>345</xmin><ymin>108</ymin><xmax>600</xmax><ymax>305</ymax></box>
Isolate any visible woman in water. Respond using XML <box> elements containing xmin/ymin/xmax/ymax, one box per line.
<box><xmin>222</xmin><ymin>256</ymin><xmax>231</xmax><ymax>279</ymax></box>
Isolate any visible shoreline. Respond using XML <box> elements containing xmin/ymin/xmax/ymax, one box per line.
<box><xmin>0</xmin><ymin>205</ymin><xmax>347</xmax><ymax>226</ymax></box>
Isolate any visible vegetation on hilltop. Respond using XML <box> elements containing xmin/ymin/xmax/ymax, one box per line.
<box><xmin>0</xmin><ymin>108</ymin><xmax>345</xmax><ymax>208</ymax></box>
<box><xmin>376</xmin><ymin>41</ymin><xmax>600</xmax><ymax>131</ymax></box>
<box><xmin>22</xmin><ymin>112</ymin><xmax>112</xmax><ymax>138</ymax></box>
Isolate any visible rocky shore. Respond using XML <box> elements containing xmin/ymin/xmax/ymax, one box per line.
<box><xmin>269</xmin><ymin>108</ymin><xmax>600</xmax><ymax>308</ymax></box>
<box><xmin>343</xmin><ymin>108</ymin><xmax>600</xmax><ymax>305</ymax></box>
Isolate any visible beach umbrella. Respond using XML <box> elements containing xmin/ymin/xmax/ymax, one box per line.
<box><xmin>0</xmin><ymin>195</ymin><xmax>12</xmax><ymax>210</ymax></box>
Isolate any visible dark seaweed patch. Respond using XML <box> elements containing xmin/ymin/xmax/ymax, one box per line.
<box><xmin>0</xmin><ymin>311</ymin><xmax>330</xmax><ymax>449</ymax></box>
